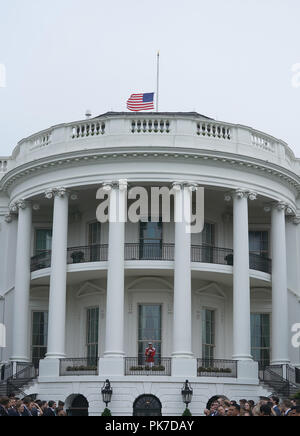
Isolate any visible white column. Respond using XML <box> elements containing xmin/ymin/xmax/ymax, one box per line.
<box><xmin>100</xmin><ymin>181</ymin><xmax>126</xmax><ymax>376</ymax></box>
<box><xmin>172</xmin><ymin>183</ymin><xmax>196</xmax><ymax>377</ymax></box>
<box><xmin>271</xmin><ymin>202</ymin><xmax>290</xmax><ymax>365</ymax></box>
<box><xmin>46</xmin><ymin>188</ymin><xmax>69</xmax><ymax>360</ymax></box>
<box><xmin>11</xmin><ymin>200</ymin><xmax>32</xmax><ymax>362</ymax></box>
<box><xmin>232</xmin><ymin>190</ymin><xmax>253</xmax><ymax>361</ymax></box>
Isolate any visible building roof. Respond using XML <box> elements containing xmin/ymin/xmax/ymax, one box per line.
<box><xmin>94</xmin><ymin>111</ymin><xmax>214</xmax><ymax>120</ymax></box>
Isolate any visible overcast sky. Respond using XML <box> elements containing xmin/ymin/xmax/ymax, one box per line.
<box><xmin>1</xmin><ymin>0</ymin><xmax>300</xmax><ymax>157</ymax></box>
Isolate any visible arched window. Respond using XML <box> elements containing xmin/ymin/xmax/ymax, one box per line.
<box><xmin>133</xmin><ymin>395</ymin><xmax>162</xmax><ymax>416</ymax></box>
<box><xmin>67</xmin><ymin>395</ymin><xmax>89</xmax><ymax>417</ymax></box>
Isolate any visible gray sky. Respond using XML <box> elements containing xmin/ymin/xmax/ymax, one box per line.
<box><xmin>1</xmin><ymin>0</ymin><xmax>300</xmax><ymax>157</ymax></box>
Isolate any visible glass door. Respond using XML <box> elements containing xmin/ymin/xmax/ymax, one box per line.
<box><xmin>88</xmin><ymin>222</ymin><xmax>101</xmax><ymax>261</ymax></box>
<box><xmin>138</xmin><ymin>305</ymin><xmax>162</xmax><ymax>365</ymax></box>
<box><xmin>32</xmin><ymin>311</ymin><xmax>48</xmax><ymax>368</ymax></box>
<box><xmin>251</xmin><ymin>313</ymin><xmax>270</xmax><ymax>368</ymax></box>
<box><xmin>140</xmin><ymin>221</ymin><xmax>163</xmax><ymax>260</ymax></box>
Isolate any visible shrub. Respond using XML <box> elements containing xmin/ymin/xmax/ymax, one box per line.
<box><xmin>182</xmin><ymin>408</ymin><xmax>192</xmax><ymax>416</ymax></box>
<box><xmin>102</xmin><ymin>408</ymin><xmax>112</xmax><ymax>416</ymax></box>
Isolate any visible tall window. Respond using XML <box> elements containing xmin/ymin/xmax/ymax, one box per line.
<box><xmin>249</xmin><ymin>231</ymin><xmax>269</xmax><ymax>257</ymax></box>
<box><xmin>202</xmin><ymin>309</ymin><xmax>215</xmax><ymax>361</ymax></box>
<box><xmin>86</xmin><ymin>307</ymin><xmax>99</xmax><ymax>365</ymax></box>
<box><xmin>138</xmin><ymin>305</ymin><xmax>162</xmax><ymax>364</ymax></box>
<box><xmin>140</xmin><ymin>221</ymin><xmax>163</xmax><ymax>259</ymax></box>
<box><xmin>35</xmin><ymin>229</ymin><xmax>52</xmax><ymax>255</ymax></box>
<box><xmin>88</xmin><ymin>222</ymin><xmax>101</xmax><ymax>261</ymax></box>
<box><xmin>32</xmin><ymin>311</ymin><xmax>48</xmax><ymax>368</ymax></box>
<box><xmin>251</xmin><ymin>313</ymin><xmax>270</xmax><ymax>368</ymax></box>
<box><xmin>202</xmin><ymin>223</ymin><xmax>215</xmax><ymax>263</ymax></box>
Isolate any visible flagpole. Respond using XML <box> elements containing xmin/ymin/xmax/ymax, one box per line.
<box><xmin>156</xmin><ymin>51</ymin><xmax>160</xmax><ymax>112</ymax></box>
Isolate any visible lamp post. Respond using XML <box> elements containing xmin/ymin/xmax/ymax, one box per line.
<box><xmin>101</xmin><ymin>379</ymin><xmax>113</xmax><ymax>408</ymax></box>
<box><xmin>181</xmin><ymin>380</ymin><xmax>193</xmax><ymax>411</ymax></box>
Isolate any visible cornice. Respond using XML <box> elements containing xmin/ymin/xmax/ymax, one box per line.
<box><xmin>1</xmin><ymin>146</ymin><xmax>300</xmax><ymax>194</ymax></box>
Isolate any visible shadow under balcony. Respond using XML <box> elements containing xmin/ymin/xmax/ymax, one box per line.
<box><xmin>30</xmin><ymin>243</ymin><xmax>272</xmax><ymax>274</ymax></box>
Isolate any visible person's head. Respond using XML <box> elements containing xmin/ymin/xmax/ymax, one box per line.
<box><xmin>260</xmin><ymin>397</ymin><xmax>269</xmax><ymax>405</ymax></box>
<box><xmin>15</xmin><ymin>401</ymin><xmax>24</xmax><ymax>414</ymax></box>
<box><xmin>291</xmin><ymin>399</ymin><xmax>297</xmax><ymax>407</ymax></box>
<box><xmin>227</xmin><ymin>404</ymin><xmax>240</xmax><ymax>416</ymax></box>
<box><xmin>239</xmin><ymin>399</ymin><xmax>247</xmax><ymax>407</ymax></box>
<box><xmin>270</xmin><ymin>396</ymin><xmax>279</xmax><ymax>406</ymax></box>
<box><xmin>48</xmin><ymin>401</ymin><xmax>57</xmax><ymax>409</ymax></box>
<box><xmin>217</xmin><ymin>405</ymin><xmax>226</xmax><ymax>416</ymax></box>
<box><xmin>148</xmin><ymin>343</ymin><xmax>153</xmax><ymax>349</ymax></box>
<box><xmin>9</xmin><ymin>397</ymin><xmax>16</xmax><ymax>408</ymax></box>
<box><xmin>41</xmin><ymin>401</ymin><xmax>48</xmax><ymax>410</ymax></box>
<box><xmin>210</xmin><ymin>401</ymin><xmax>220</xmax><ymax>411</ymax></box>
<box><xmin>289</xmin><ymin>406</ymin><xmax>300</xmax><ymax>416</ymax></box>
<box><xmin>0</xmin><ymin>397</ymin><xmax>10</xmax><ymax>409</ymax></box>
<box><xmin>260</xmin><ymin>405</ymin><xmax>272</xmax><ymax>416</ymax></box>
<box><xmin>248</xmin><ymin>400</ymin><xmax>255</xmax><ymax>408</ymax></box>
<box><xmin>57</xmin><ymin>409</ymin><xmax>67</xmax><ymax>416</ymax></box>
<box><xmin>23</xmin><ymin>398</ymin><xmax>33</xmax><ymax>410</ymax></box>
<box><xmin>58</xmin><ymin>401</ymin><xmax>65</xmax><ymax>410</ymax></box>
<box><xmin>240</xmin><ymin>410</ymin><xmax>252</xmax><ymax>416</ymax></box>
<box><xmin>281</xmin><ymin>399</ymin><xmax>293</xmax><ymax>412</ymax></box>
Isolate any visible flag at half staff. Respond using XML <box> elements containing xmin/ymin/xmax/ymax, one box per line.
<box><xmin>127</xmin><ymin>92</ymin><xmax>155</xmax><ymax>111</ymax></box>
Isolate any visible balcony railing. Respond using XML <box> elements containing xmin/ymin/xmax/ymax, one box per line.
<box><xmin>125</xmin><ymin>357</ymin><xmax>172</xmax><ymax>376</ymax></box>
<box><xmin>30</xmin><ymin>243</ymin><xmax>272</xmax><ymax>274</ymax></box>
<box><xmin>197</xmin><ymin>359</ymin><xmax>238</xmax><ymax>378</ymax></box>
<box><xmin>60</xmin><ymin>358</ymin><xmax>98</xmax><ymax>376</ymax></box>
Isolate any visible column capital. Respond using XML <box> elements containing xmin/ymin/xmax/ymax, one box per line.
<box><xmin>9</xmin><ymin>199</ymin><xmax>31</xmax><ymax>212</ymax></box>
<box><xmin>225</xmin><ymin>189</ymin><xmax>257</xmax><ymax>202</ymax></box>
<box><xmin>4</xmin><ymin>213</ymin><xmax>14</xmax><ymax>223</ymax></box>
<box><xmin>102</xmin><ymin>180</ymin><xmax>128</xmax><ymax>192</ymax></box>
<box><xmin>172</xmin><ymin>181</ymin><xmax>198</xmax><ymax>191</ymax></box>
<box><xmin>45</xmin><ymin>188</ymin><xmax>70</xmax><ymax>199</ymax></box>
<box><xmin>265</xmin><ymin>201</ymin><xmax>295</xmax><ymax>215</ymax></box>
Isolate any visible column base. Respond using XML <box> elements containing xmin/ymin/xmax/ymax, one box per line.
<box><xmin>172</xmin><ymin>357</ymin><xmax>197</xmax><ymax>378</ymax></box>
<box><xmin>99</xmin><ymin>357</ymin><xmax>124</xmax><ymax>377</ymax></box>
<box><xmin>271</xmin><ymin>359</ymin><xmax>290</xmax><ymax>366</ymax></box>
<box><xmin>39</xmin><ymin>358</ymin><xmax>60</xmax><ymax>378</ymax></box>
<box><xmin>237</xmin><ymin>360</ymin><xmax>259</xmax><ymax>381</ymax></box>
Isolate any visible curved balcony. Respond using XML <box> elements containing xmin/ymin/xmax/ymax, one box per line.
<box><xmin>30</xmin><ymin>243</ymin><xmax>272</xmax><ymax>274</ymax></box>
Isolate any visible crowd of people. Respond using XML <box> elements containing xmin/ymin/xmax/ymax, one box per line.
<box><xmin>0</xmin><ymin>395</ymin><xmax>66</xmax><ymax>416</ymax></box>
<box><xmin>204</xmin><ymin>396</ymin><xmax>300</xmax><ymax>416</ymax></box>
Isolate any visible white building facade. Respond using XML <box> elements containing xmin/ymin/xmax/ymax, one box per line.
<box><xmin>0</xmin><ymin>112</ymin><xmax>300</xmax><ymax>415</ymax></box>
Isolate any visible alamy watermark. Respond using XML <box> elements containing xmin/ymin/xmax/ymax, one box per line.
<box><xmin>0</xmin><ymin>323</ymin><xmax>6</xmax><ymax>348</ymax></box>
<box><xmin>291</xmin><ymin>323</ymin><xmax>300</xmax><ymax>348</ymax></box>
<box><xmin>96</xmin><ymin>181</ymin><xmax>205</xmax><ymax>234</ymax></box>
<box><xmin>0</xmin><ymin>64</ymin><xmax>6</xmax><ymax>88</ymax></box>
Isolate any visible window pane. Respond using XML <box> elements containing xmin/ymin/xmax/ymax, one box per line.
<box><xmin>138</xmin><ymin>305</ymin><xmax>162</xmax><ymax>364</ymax></box>
<box><xmin>35</xmin><ymin>229</ymin><xmax>52</xmax><ymax>254</ymax></box>
<box><xmin>87</xmin><ymin>308</ymin><xmax>99</xmax><ymax>362</ymax></box>
<box><xmin>202</xmin><ymin>309</ymin><xmax>215</xmax><ymax>360</ymax></box>
<box><xmin>31</xmin><ymin>311</ymin><xmax>48</xmax><ymax>368</ymax></box>
<box><xmin>251</xmin><ymin>313</ymin><xmax>270</xmax><ymax>367</ymax></box>
<box><xmin>249</xmin><ymin>231</ymin><xmax>269</xmax><ymax>257</ymax></box>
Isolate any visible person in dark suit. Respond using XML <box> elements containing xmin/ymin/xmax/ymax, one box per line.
<box><xmin>0</xmin><ymin>397</ymin><xmax>10</xmax><ymax>416</ymax></box>
<box><xmin>22</xmin><ymin>398</ymin><xmax>33</xmax><ymax>416</ymax></box>
<box><xmin>43</xmin><ymin>401</ymin><xmax>57</xmax><ymax>416</ymax></box>
<box><xmin>269</xmin><ymin>396</ymin><xmax>281</xmax><ymax>416</ymax></box>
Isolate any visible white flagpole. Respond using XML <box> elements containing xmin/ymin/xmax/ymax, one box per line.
<box><xmin>156</xmin><ymin>51</ymin><xmax>160</xmax><ymax>112</ymax></box>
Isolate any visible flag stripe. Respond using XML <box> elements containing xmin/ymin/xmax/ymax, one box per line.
<box><xmin>127</xmin><ymin>92</ymin><xmax>154</xmax><ymax>111</ymax></box>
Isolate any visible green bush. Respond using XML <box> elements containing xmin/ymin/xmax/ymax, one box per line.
<box><xmin>66</xmin><ymin>365</ymin><xmax>97</xmax><ymax>372</ymax></box>
<box><xmin>293</xmin><ymin>392</ymin><xmax>300</xmax><ymax>400</ymax></box>
<box><xmin>197</xmin><ymin>367</ymin><xmax>232</xmax><ymax>374</ymax></box>
<box><xmin>182</xmin><ymin>408</ymin><xmax>192</xmax><ymax>417</ymax></box>
<box><xmin>102</xmin><ymin>408</ymin><xmax>112</xmax><ymax>416</ymax></box>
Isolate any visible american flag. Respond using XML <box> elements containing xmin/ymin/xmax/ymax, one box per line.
<box><xmin>127</xmin><ymin>92</ymin><xmax>155</xmax><ymax>111</ymax></box>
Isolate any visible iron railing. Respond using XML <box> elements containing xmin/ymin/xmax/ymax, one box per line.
<box><xmin>0</xmin><ymin>362</ymin><xmax>13</xmax><ymax>381</ymax></box>
<box><xmin>67</xmin><ymin>245</ymin><xmax>108</xmax><ymax>264</ymax></box>
<box><xmin>30</xmin><ymin>243</ymin><xmax>272</xmax><ymax>274</ymax></box>
<box><xmin>197</xmin><ymin>359</ymin><xmax>238</xmax><ymax>378</ymax></box>
<box><xmin>60</xmin><ymin>358</ymin><xmax>99</xmax><ymax>376</ymax></box>
<box><xmin>6</xmin><ymin>363</ymin><xmax>38</xmax><ymax>397</ymax></box>
<box><xmin>125</xmin><ymin>357</ymin><xmax>172</xmax><ymax>376</ymax></box>
<box><xmin>125</xmin><ymin>243</ymin><xmax>174</xmax><ymax>261</ymax></box>
<box><xmin>31</xmin><ymin>250</ymin><xmax>51</xmax><ymax>272</ymax></box>
<box><xmin>259</xmin><ymin>366</ymin><xmax>291</xmax><ymax>398</ymax></box>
